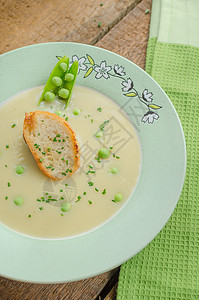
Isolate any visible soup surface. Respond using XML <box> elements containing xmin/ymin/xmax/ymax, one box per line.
<box><xmin>0</xmin><ymin>85</ymin><xmax>141</xmax><ymax>238</ymax></box>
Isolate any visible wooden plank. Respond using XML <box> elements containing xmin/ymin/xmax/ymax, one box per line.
<box><xmin>0</xmin><ymin>269</ymin><xmax>116</xmax><ymax>300</ymax></box>
<box><xmin>96</xmin><ymin>0</ymin><xmax>152</xmax><ymax>69</ymax></box>
<box><xmin>0</xmin><ymin>0</ymin><xmax>141</xmax><ymax>55</ymax></box>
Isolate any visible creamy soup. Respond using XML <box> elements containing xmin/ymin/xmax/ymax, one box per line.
<box><xmin>0</xmin><ymin>85</ymin><xmax>141</xmax><ymax>238</ymax></box>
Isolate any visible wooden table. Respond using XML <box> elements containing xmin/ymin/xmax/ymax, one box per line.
<box><xmin>0</xmin><ymin>0</ymin><xmax>151</xmax><ymax>298</ymax></box>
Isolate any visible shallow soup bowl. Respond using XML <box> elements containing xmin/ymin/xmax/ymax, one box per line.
<box><xmin>0</xmin><ymin>42</ymin><xmax>186</xmax><ymax>283</ymax></box>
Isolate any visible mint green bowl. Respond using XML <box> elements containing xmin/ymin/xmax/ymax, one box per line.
<box><xmin>0</xmin><ymin>43</ymin><xmax>186</xmax><ymax>283</ymax></box>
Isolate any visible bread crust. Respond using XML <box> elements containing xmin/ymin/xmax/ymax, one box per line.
<box><xmin>23</xmin><ymin>111</ymin><xmax>80</xmax><ymax>180</ymax></box>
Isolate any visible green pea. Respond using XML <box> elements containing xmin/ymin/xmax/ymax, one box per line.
<box><xmin>16</xmin><ymin>165</ymin><xmax>24</xmax><ymax>175</ymax></box>
<box><xmin>114</xmin><ymin>193</ymin><xmax>123</xmax><ymax>202</ymax></box>
<box><xmin>110</xmin><ymin>167</ymin><xmax>118</xmax><ymax>174</ymax></box>
<box><xmin>98</xmin><ymin>148</ymin><xmax>110</xmax><ymax>159</ymax></box>
<box><xmin>73</xmin><ymin>109</ymin><xmax>81</xmax><ymax>116</ymax></box>
<box><xmin>52</xmin><ymin>76</ymin><xmax>63</xmax><ymax>87</ymax></box>
<box><xmin>61</xmin><ymin>202</ymin><xmax>71</xmax><ymax>212</ymax></box>
<box><xmin>59</xmin><ymin>62</ymin><xmax>68</xmax><ymax>72</ymax></box>
<box><xmin>64</xmin><ymin>73</ymin><xmax>75</xmax><ymax>82</ymax></box>
<box><xmin>55</xmin><ymin>111</ymin><xmax>62</xmax><ymax>116</ymax></box>
<box><xmin>14</xmin><ymin>196</ymin><xmax>24</xmax><ymax>207</ymax></box>
<box><xmin>58</xmin><ymin>88</ymin><xmax>69</xmax><ymax>99</ymax></box>
<box><xmin>95</xmin><ymin>131</ymin><xmax>103</xmax><ymax>138</ymax></box>
<box><xmin>44</xmin><ymin>92</ymin><xmax>55</xmax><ymax>102</ymax></box>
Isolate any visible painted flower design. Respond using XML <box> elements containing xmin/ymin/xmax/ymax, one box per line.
<box><xmin>59</xmin><ymin>53</ymin><xmax>162</xmax><ymax>125</ymax></box>
<box><xmin>113</xmin><ymin>64</ymin><xmax>126</xmax><ymax>76</ymax></box>
<box><xmin>121</xmin><ymin>78</ymin><xmax>134</xmax><ymax>92</ymax></box>
<box><xmin>142</xmin><ymin>89</ymin><xmax>153</xmax><ymax>102</ymax></box>
<box><xmin>141</xmin><ymin>111</ymin><xmax>159</xmax><ymax>124</ymax></box>
<box><xmin>70</xmin><ymin>55</ymin><xmax>87</xmax><ymax>73</ymax></box>
<box><xmin>94</xmin><ymin>61</ymin><xmax>112</xmax><ymax>79</ymax></box>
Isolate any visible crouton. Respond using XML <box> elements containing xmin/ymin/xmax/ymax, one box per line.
<box><xmin>23</xmin><ymin>111</ymin><xmax>80</xmax><ymax>180</ymax></box>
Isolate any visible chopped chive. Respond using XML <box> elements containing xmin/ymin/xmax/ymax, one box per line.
<box><xmin>46</xmin><ymin>165</ymin><xmax>53</xmax><ymax>169</ymax></box>
<box><xmin>39</xmin><ymin>148</ymin><xmax>41</xmax><ymax>151</ymax></box>
<box><xmin>5</xmin><ymin>196</ymin><xmax>8</xmax><ymax>200</ymax></box>
<box><xmin>113</xmin><ymin>153</ymin><xmax>116</xmax><ymax>157</ymax></box>
<box><xmin>47</xmin><ymin>147</ymin><xmax>51</xmax><ymax>151</ymax></box>
<box><xmin>77</xmin><ymin>196</ymin><xmax>82</xmax><ymax>200</ymax></box>
<box><xmin>97</xmin><ymin>107</ymin><xmax>102</xmax><ymax>112</ymax></box>
<box><xmin>7</xmin><ymin>182</ymin><xmax>11</xmax><ymax>187</ymax></box>
<box><xmin>42</xmin><ymin>151</ymin><xmax>46</xmax><ymax>155</ymax></box>
<box><xmin>58</xmin><ymin>139</ymin><xmax>61</xmax><ymax>142</ymax></box>
<box><xmin>48</xmin><ymin>195</ymin><xmax>52</xmax><ymax>198</ymax></box>
<box><xmin>41</xmin><ymin>120</ymin><xmax>44</xmax><ymax>122</ymax></box>
<box><xmin>60</xmin><ymin>189</ymin><xmax>63</xmax><ymax>192</ymax></box>
<box><xmin>100</xmin><ymin>3</ymin><xmax>103</xmax><ymax>6</ymax></box>
<box><xmin>145</xmin><ymin>9</ymin><xmax>150</xmax><ymax>14</ymax></box>
<box><xmin>61</xmin><ymin>213</ymin><xmax>64</xmax><ymax>216</ymax></box>
<box><xmin>89</xmin><ymin>165</ymin><xmax>93</xmax><ymax>169</ymax></box>
<box><xmin>95</xmin><ymin>188</ymin><xmax>99</xmax><ymax>192</ymax></box>
<box><xmin>116</xmin><ymin>156</ymin><xmax>120</xmax><ymax>159</ymax></box>
<box><xmin>91</xmin><ymin>119</ymin><xmax>93</xmax><ymax>123</ymax></box>
<box><xmin>65</xmin><ymin>117</ymin><xmax>68</xmax><ymax>121</ymax></box>
<box><xmin>83</xmin><ymin>192</ymin><xmax>87</xmax><ymax>195</ymax></box>
<box><xmin>66</xmin><ymin>160</ymin><xmax>68</xmax><ymax>165</ymax></box>
<box><xmin>88</xmin><ymin>200</ymin><xmax>93</xmax><ymax>205</ymax></box>
<box><xmin>6</xmin><ymin>145</ymin><xmax>9</xmax><ymax>149</ymax></box>
<box><xmin>11</xmin><ymin>123</ymin><xmax>16</xmax><ymax>128</ymax></box>
<box><xmin>56</xmin><ymin>134</ymin><xmax>61</xmax><ymax>137</ymax></box>
<box><xmin>62</xmin><ymin>172</ymin><xmax>66</xmax><ymax>176</ymax></box>
<box><xmin>90</xmin><ymin>171</ymin><xmax>95</xmax><ymax>174</ymax></box>
<box><xmin>28</xmin><ymin>214</ymin><xmax>31</xmax><ymax>218</ymax></box>
<box><xmin>37</xmin><ymin>199</ymin><xmax>41</xmax><ymax>202</ymax></box>
<box><xmin>56</xmin><ymin>150</ymin><xmax>62</xmax><ymax>154</ymax></box>
<box><xmin>60</xmin><ymin>196</ymin><xmax>64</xmax><ymax>200</ymax></box>
<box><xmin>5</xmin><ymin>164</ymin><xmax>7</xmax><ymax>167</ymax></box>
<box><xmin>53</xmin><ymin>137</ymin><xmax>57</xmax><ymax>142</ymax></box>
<box><xmin>65</xmin><ymin>184</ymin><xmax>68</xmax><ymax>186</ymax></box>
<box><xmin>102</xmin><ymin>189</ymin><xmax>106</xmax><ymax>195</ymax></box>
<box><xmin>41</xmin><ymin>197</ymin><xmax>45</xmax><ymax>200</ymax></box>
<box><xmin>38</xmin><ymin>133</ymin><xmax>40</xmax><ymax>136</ymax></box>
<box><xmin>109</xmin><ymin>146</ymin><xmax>113</xmax><ymax>149</ymax></box>
<box><xmin>98</xmin><ymin>22</ymin><xmax>102</xmax><ymax>28</ymax></box>
<box><xmin>88</xmin><ymin>181</ymin><xmax>94</xmax><ymax>186</ymax></box>
<box><xmin>99</xmin><ymin>120</ymin><xmax>109</xmax><ymax>131</ymax></box>
<box><xmin>63</xmin><ymin>139</ymin><xmax>65</xmax><ymax>142</ymax></box>
<box><xmin>39</xmin><ymin>207</ymin><xmax>44</xmax><ymax>210</ymax></box>
<box><xmin>61</xmin><ymin>157</ymin><xmax>65</xmax><ymax>161</ymax></box>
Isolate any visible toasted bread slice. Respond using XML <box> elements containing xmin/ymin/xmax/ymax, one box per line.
<box><xmin>23</xmin><ymin>111</ymin><xmax>80</xmax><ymax>180</ymax></box>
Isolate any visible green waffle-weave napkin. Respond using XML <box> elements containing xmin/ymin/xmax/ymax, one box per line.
<box><xmin>117</xmin><ymin>0</ymin><xmax>199</xmax><ymax>299</ymax></box>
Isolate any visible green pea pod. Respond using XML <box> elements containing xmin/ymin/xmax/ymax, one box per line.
<box><xmin>38</xmin><ymin>56</ymin><xmax>69</xmax><ymax>105</ymax></box>
<box><xmin>62</xmin><ymin>60</ymin><xmax>79</xmax><ymax>107</ymax></box>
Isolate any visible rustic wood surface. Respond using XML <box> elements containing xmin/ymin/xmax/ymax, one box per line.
<box><xmin>0</xmin><ymin>0</ymin><xmax>151</xmax><ymax>299</ymax></box>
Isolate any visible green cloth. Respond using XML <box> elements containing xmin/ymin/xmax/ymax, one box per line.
<box><xmin>117</xmin><ymin>0</ymin><xmax>199</xmax><ymax>299</ymax></box>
